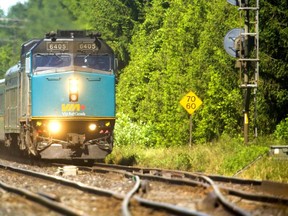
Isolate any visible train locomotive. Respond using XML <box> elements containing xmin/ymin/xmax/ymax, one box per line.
<box><xmin>0</xmin><ymin>30</ymin><xmax>116</xmax><ymax>160</ymax></box>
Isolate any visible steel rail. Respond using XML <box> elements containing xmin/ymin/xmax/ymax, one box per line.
<box><xmin>122</xmin><ymin>175</ymin><xmax>141</xmax><ymax>216</ymax></box>
<box><xmin>132</xmin><ymin>171</ymin><xmax>288</xmax><ymax>206</ymax></box>
<box><xmin>78</xmin><ymin>165</ymin><xmax>255</xmax><ymax>215</ymax></box>
<box><xmin>1</xmin><ymin>162</ymin><xmax>216</xmax><ymax>216</ymax></box>
<box><xmin>221</xmin><ymin>186</ymin><xmax>288</xmax><ymax>206</ymax></box>
<box><xmin>69</xmin><ymin>165</ymin><xmax>218</xmax><ymax>216</ymax></box>
<box><xmin>75</xmin><ymin>165</ymin><xmax>210</xmax><ymax>188</ymax></box>
<box><xmin>134</xmin><ymin>196</ymin><xmax>211</xmax><ymax>216</ymax></box>
<box><xmin>199</xmin><ymin>175</ymin><xmax>251</xmax><ymax>216</ymax></box>
<box><xmin>52</xmin><ymin>162</ymin><xmax>288</xmax><ymax>214</ymax></box>
<box><xmin>0</xmin><ymin>162</ymin><xmax>124</xmax><ymax>199</ymax></box>
<box><xmin>0</xmin><ymin>180</ymin><xmax>86</xmax><ymax>216</ymax></box>
<box><xmin>75</xmin><ymin>165</ymin><xmax>215</xmax><ymax>215</ymax></box>
<box><xmin>94</xmin><ymin>162</ymin><xmax>263</xmax><ymax>185</ymax></box>
<box><xmin>90</xmin><ymin>163</ymin><xmax>288</xmax><ymax>205</ymax></box>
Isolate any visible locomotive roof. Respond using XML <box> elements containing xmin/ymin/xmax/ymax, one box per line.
<box><xmin>5</xmin><ymin>63</ymin><xmax>21</xmax><ymax>77</ymax></box>
<box><xmin>21</xmin><ymin>30</ymin><xmax>114</xmax><ymax>57</ymax></box>
<box><xmin>5</xmin><ymin>30</ymin><xmax>114</xmax><ymax>77</ymax></box>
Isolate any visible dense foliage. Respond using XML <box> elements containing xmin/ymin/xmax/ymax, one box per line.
<box><xmin>259</xmin><ymin>1</ymin><xmax>288</xmax><ymax>132</ymax></box>
<box><xmin>0</xmin><ymin>0</ymin><xmax>287</xmax><ymax>146</ymax></box>
<box><xmin>0</xmin><ymin>0</ymin><xmax>80</xmax><ymax>77</ymax></box>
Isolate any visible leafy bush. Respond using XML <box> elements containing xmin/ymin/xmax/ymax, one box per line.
<box><xmin>274</xmin><ymin>117</ymin><xmax>288</xmax><ymax>141</ymax></box>
<box><xmin>114</xmin><ymin>112</ymin><xmax>152</xmax><ymax>147</ymax></box>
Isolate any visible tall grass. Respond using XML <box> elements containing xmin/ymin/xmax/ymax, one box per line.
<box><xmin>106</xmin><ymin>136</ymin><xmax>288</xmax><ymax>182</ymax></box>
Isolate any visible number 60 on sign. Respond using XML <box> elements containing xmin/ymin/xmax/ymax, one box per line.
<box><xmin>180</xmin><ymin>91</ymin><xmax>202</xmax><ymax>115</ymax></box>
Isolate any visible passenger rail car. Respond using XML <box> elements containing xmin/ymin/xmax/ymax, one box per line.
<box><xmin>0</xmin><ymin>30</ymin><xmax>117</xmax><ymax>160</ymax></box>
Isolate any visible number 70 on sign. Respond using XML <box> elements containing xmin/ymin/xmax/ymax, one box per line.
<box><xmin>179</xmin><ymin>91</ymin><xmax>203</xmax><ymax>115</ymax></box>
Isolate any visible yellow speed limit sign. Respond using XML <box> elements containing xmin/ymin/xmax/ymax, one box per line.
<box><xmin>180</xmin><ymin>91</ymin><xmax>202</xmax><ymax>114</ymax></box>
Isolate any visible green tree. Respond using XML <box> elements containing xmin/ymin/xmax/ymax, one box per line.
<box><xmin>8</xmin><ymin>0</ymin><xmax>80</xmax><ymax>39</ymax></box>
<box><xmin>117</xmin><ymin>0</ymin><xmax>242</xmax><ymax>145</ymax></box>
<box><xmin>0</xmin><ymin>45</ymin><xmax>15</xmax><ymax>78</ymax></box>
<box><xmin>0</xmin><ymin>0</ymin><xmax>81</xmax><ymax>75</ymax></box>
<box><xmin>62</xmin><ymin>0</ymin><xmax>146</xmax><ymax>69</ymax></box>
<box><xmin>0</xmin><ymin>9</ymin><xmax>4</xmax><ymax>17</ymax></box>
<box><xmin>258</xmin><ymin>0</ymin><xmax>288</xmax><ymax>132</ymax></box>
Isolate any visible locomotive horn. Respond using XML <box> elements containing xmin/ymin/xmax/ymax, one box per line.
<box><xmin>45</xmin><ymin>31</ymin><xmax>57</xmax><ymax>41</ymax></box>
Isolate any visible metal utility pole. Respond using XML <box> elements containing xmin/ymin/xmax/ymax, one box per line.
<box><xmin>242</xmin><ymin>0</ymin><xmax>252</xmax><ymax>143</ymax></box>
<box><xmin>239</xmin><ymin>0</ymin><xmax>260</xmax><ymax>143</ymax></box>
<box><xmin>225</xmin><ymin>0</ymin><xmax>259</xmax><ymax>144</ymax></box>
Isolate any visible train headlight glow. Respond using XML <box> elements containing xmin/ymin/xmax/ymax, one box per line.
<box><xmin>69</xmin><ymin>79</ymin><xmax>78</xmax><ymax>93</ymax></box>
<box><xmin>48</xmin><ymin>121</ymin><xmax>61</xmax><ymax>134</ymax></box>
<box><xmin>69</xmin><ymin>79</ymin><xmax>79</xmax><ymax>102</ymax></box>
<box><xmin>89</xmin><ymin>123</ymin><xmax>97</xmax><ymax>131</ymax></box>
<box><xmin>70</xmin><ymin>94</ymin><xmax>78</xmax><ymax>101</ymax></box>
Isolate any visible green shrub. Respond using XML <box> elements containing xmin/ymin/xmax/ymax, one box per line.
<box><xmin>174</xmin><ymin>153</ymin><xmax>192</xmax><ymax>170</ymax></box>
<box><xmin>114</xmin><ymin>112</ymin><xmax>152</xmax><ymax>147</ymax></box>
<box><xmin>274</xmin><ymin>117</ymin><xmax>288</xmax><ymax>141</ymax></box>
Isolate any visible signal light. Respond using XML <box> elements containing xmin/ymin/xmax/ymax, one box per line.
<box><xmin>69</xmin><ymin>79</ymin><xmax>78</xmax><ymax>102</ymax></box>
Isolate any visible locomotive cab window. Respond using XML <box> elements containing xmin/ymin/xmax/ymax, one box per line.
<box><xmin>33</xmin><ymin>53</ymin><xmax>72</xmax><ymax>71</ymax></box>
<box><xmin>74</xmin><ymin>54</ymin><xmax>111</xmax><ymax>72</ymax></box>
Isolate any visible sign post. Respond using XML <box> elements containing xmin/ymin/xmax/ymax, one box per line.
<box><xmin>179</xmin><ymin>91</ymin><xmax>203</xmax><ymax>146</ymax></box>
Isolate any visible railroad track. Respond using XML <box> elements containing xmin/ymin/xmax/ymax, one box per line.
<box><xmin>57</xmin><ymin>162</ymin><xmax>288</xmax><ymax>216</ymax></box>
<box><xmin>0</xmin><ymin>162</ymin><xmax>125</xmax><ymax>215</ymax></box>
<box><xmin>0</xmin><ymin>156</ymin><xmax>287</xmax><ymax>215</ymax></box>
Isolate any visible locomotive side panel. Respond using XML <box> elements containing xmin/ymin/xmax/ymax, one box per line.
<box><xmin>4</xmin><ymin>72</ymin><xmax>20</xmax><ymax>133</ymax></box>
<box><xmin>0</xmin><ymin>79</ymin><xmax>4</xmax><ymax>141</ymax></box>
<box><xmin>19</xmin><ymin>55</ymin><xmax>31</xmax><ymax>120</ymax></box>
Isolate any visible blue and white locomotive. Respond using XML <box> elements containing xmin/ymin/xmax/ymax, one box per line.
<box><xmin>0</xmin><ymin>30</ymin><xmax>116</xmax><ymax>160</ymax></box>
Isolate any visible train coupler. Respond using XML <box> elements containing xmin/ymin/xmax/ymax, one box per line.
<box><xmin>67</xmin><ymin>133</ymin><xmax>85</xmax><ymax>146</ymax></box>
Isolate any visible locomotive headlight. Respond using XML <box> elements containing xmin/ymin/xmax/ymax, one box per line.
<box><xmin>89</xmin><ymin>123</ymin><xmax>97</xmax><ymax>131</ymax></box>
<box><xmin>70</xmin><ymin>94</ymin><xmax>78</xmax><ymax>102</ymax></box>
<box><xmin>69</xmin><ymin>79</ymin><xmax>78</xmax><ymax>93</ymax></box>
<box><xmin>69</xmin><ymin>79</ymin><xmax>78</xmax><ymax>102</ymax></box>
<box><xmin>48</xmin><ymin>121</ymin><xmax>61</xmax><ymax>134</ymax></box>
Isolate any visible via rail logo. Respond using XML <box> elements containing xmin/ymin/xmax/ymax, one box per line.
<box><xmin>61</xmin><ymin>103</ymin><xmax>86</xmax><ymax>116</ymax></box>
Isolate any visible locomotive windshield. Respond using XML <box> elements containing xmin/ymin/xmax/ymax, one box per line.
<box><xmin>34</xmin><ymin>54</ymin><xmax>71</xmax><ymax>70</ymax></box>
<box><xmin>74</xmin><ymin>54</ymin><xmax>110</xmax><ymax>71</ymax></box>
<box><xmin>33</xmin><ymin>53</ymin><xmax>111</xmax><ymax>73</ymax></box>
<box><xmin>32</xmin><ymin>37</ymin><xmax>114</xmax><ymax>74</ymax></box>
